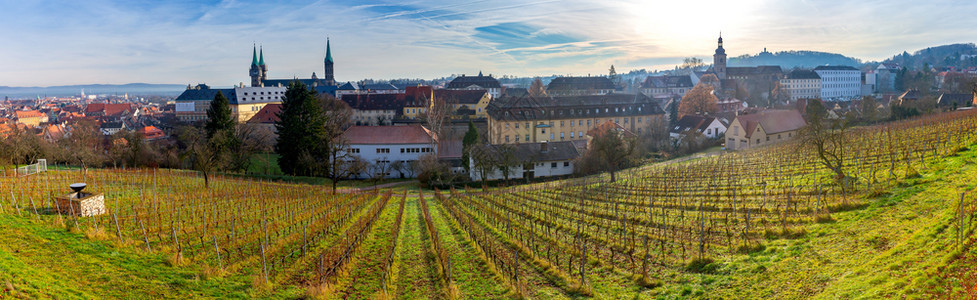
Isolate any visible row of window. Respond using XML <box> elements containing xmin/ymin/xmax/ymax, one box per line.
<box><xmin>505</xmin><ymin>117</ymin><xmax>645</xmax><ymax>130</ymax></box>
<box><xmin>401</xmin><ymin>147</ymin><xmax>432</xmax><ymax>153</ymax></box>
<box><xmin>242</xmin><ymin>91</ymin><xmax>282</xmax><ymax>96</ymax></box>
<box><xmin>348</xmin><ymin>147</ymin><xmax>432</xmax><ymax>154</ymax></box>
<box><xmin>504</xmin><ymin>106</ymin><xmax>646</xmax><ymax>118</ymax></box>
<box><xmin>241</xmin><ymin>96</ymin><xmax>284</xmax><ymax>101</ymax></box>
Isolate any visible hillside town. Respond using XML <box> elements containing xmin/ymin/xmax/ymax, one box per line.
<box><xmin>1</xmin><ymin>35</ymin><xmax>975</xmax><ymax>184</ymax></box>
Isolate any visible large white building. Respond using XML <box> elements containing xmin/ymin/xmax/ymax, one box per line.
<box><xmin>814</xmin><ymin>66</ymin><xmax>861</xmax><ymax>100</ymax></box>
<box><xmin>175</xmin><ymin>84</ymin><xmax>286</xmax><ymax>123</ymax></box>
<box><xmin>780</xmin><ymin>69</ymin><xmax>821</xmax><ymax>101</ymax></box>
<box><xmin>341</xmin><ymin>125</ymin><xmax>437</xmax><ymax>179</ymax></box>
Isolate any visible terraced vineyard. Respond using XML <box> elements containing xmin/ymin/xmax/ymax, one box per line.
<box><xmin>2</xmin><ymin>110</ymin><xmax>977</xmax><ymax>299</ymax></box>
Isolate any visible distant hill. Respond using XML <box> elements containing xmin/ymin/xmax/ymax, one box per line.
<box><xmin>0</xmin><ymin>83</ymin><xmax>186</xmax><ymax>98</ymax></box>
<box><xmin>728</xmin><ymin>50</ymin><xmax>863</xmax><ymax>69</ymax></box>
<box><xmin>882</xmin><ymin>43</ymin><xmax>977</xmax><ymax>69</ymax></box>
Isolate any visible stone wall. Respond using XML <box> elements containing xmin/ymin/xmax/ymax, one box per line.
<box><xmin>54</xmin><ymin>193</ymin><xmax>106</xmax><ymax>217</ymax></box>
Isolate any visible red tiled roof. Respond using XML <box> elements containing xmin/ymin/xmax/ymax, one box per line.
<box><xmin>15</xmin><ymin>110</ymin><xmax>44</xmax><ymax>119</ymax></box>
<box><xmin>85</xmin><ymin>103</ymin><xmax>133</xmax><ymax>116</ymax></box>
<box><xmin>137</xmin><ymin>126</ymin><xmax>165</xmax><ymax>140</ymax></box>
<box><xmin>247</xmin><ymin>104</ymin><xmax>282</xmax><ymax>124</ymax></box>
<box><xmin>341</xmin><ymin>125</ymin><xmax>436</xmax><ymax>145</ymax></box>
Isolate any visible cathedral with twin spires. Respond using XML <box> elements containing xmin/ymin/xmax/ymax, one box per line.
<box><xmin>249</xmin><ymin>39</ymin><xmax>336</xmax><ymax>88</ymax></box>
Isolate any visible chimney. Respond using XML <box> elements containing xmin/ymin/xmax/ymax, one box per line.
<box><xmin>540</xmin><ymin>141</ymin><xmax>548</xmax><ymax>153</ymax></box>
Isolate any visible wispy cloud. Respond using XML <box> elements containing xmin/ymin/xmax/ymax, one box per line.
<box><xmin>0</xmin><ymin>0</ymin><xmax>975</xmax><ymax>86</ymax></box>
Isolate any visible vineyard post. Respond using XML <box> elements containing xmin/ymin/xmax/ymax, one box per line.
<box><xmin>213</xmin><ymin>236</ymin><xmax>223</xmax><ymax>272</ymax></box>
<box><xmin>642</xmin><ymin>235</ymin><xmax>649</xmax><ymax>279</ymax></box>
<box><xmin>113</xmin><ymin>213</ymin><xmax>124</xmax><ymax>243</ymax></box>
<box><xmin>91</xmin><ymin>213</ymin><xmax>99</xmax><ymax>232</ymax></box>
<box><xmin>960</xmin><ymin>192</ymin><xmax>966</xmax><ymax>247</ymax></box>
<box><xmin>29</xmin><ymin>196</ymin><xmax>40</xmax><ymax>221</ymax></box>
<box><xmin>172</xmin><ymin>226</ymin><xmax>181</xmax><ymax>260</ymax></box>
<box><xmin>12</xmin><ymin>191</ymin><xmax>21</xmax><ymax>216</ymax></box>
<box><xmin>140</xmin><ymin>219</ymin><xmax>151</xmax><ymax>252</ymax></box>
<box><xmin>698</xmin><ymin>219</ymin><xmax>705</xmax><ymax>261</ymax></box>
<box><xmin>68</xmin><ymin>198</ymin><xmax>79</xmax><ymax>231</ymax></box>
<box><xmin>580</xmin><ymin>240</ymin><xmax>587</xmax><ymax>286</ymax></box>
<box><xmin>260</xmin><ymin>243</ymin><xmax>269</xmax><ymax>284</ymax></box>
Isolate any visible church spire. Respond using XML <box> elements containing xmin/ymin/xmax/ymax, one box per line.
<box><xmin>323</xmin><ymin>37</ymin><xmax>335</xmax><ymax>86</ymax></box>
<box><xmin>325</xmin><ymin>38</ymin><xmax>333</xmax><ymax>63</ymax></box>
<box><xmin>259</xmin><ymin>46</ymin><xmax>265</xmax><ymax>66</ymax></box>
<box><xmin>251</xmin><ymin>44</ymin><xmax>258</xmax><ymax>66</ymax></box>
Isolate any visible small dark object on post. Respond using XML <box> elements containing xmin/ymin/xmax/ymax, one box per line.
<box><xmin>70</xmin><ymin>183</ymin><xmax>87</xmax><ymax>198</ymax></box>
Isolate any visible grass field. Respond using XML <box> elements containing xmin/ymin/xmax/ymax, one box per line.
<box><xmin>1</xmin><ymin>112</ymin><xmax>976</xmax><ymax>299</ymax></box>
<box><xmin>1</xmin><ymin>155</ymin><xmax>974</xmax><ymax>298</ymax></box>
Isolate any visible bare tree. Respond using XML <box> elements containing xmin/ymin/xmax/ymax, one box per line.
<box><xmin>405</xmin><ymin>160</ymin><xmax>420</xmax><ymax>178</ymax></box>
<box><xmin>681</xmin><ymin>57</ymin><xmax>705</xmax><ymax>70</ymax></box>
<box><xmin>61</xmin><ymin>118</ymin><xmax>105</xmax><ymax>173</ymax></box>
<box><xmin>425</xmin><ymin>97</ymin><xmax>450</xmax><ymax>143</ymax></box>
<box><xmin>588</xmin><ymin>128</ymin><xmax>637</xmax><ymax>182</ymax></box>
<box><xmin>368</xmin><ymin>158</ymin><xmax>393</xmax><ymax>188</ymax></box>
<box><xmin>325</xmin><ymin>138</ymin><xmax>367</xmax><ymax>193</ymax></box>
<box><xmin>529</xmin><ymin>77</ymin><xmax>547</xmax><ymax>97</ymax></box>
<box><xmin>390</xmin><ymin>160</ymin><xmax>405</xmax><ymax>179</ymax></box>
<box><xmin>799</xmin><ymin>99</ymin><xmax>849</xmax><ymax>187</ymax></box>
<box><xmin>176</xmin><ymin>126</ymin><xmax>218</xmax><ymax>187</ymax></box>
<box><xmin>469</xmin><ymin>144</ymin><xmax>498</xmax><ymax>185</ymax></box>
<box><xmin>494</xmin><ymin>144</ymin><xmax>520</xmax><ymax>185</ymax></box>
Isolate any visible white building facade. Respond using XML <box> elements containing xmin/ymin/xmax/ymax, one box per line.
<box><xmin>814</xmin><ymin>66</ymin><xmax>861</xmax><ymax>100</ymax></box>
<box><xmin>341</xmin><ymin>125</ymin><xmax>437</xmax><ymax>179</ymax></box>
<box><xmin>468</xmin><ymin>141</ymin><xmax>579</xmax><ymax>181</ymax></box>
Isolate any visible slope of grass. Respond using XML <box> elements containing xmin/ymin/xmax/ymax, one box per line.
<box><xmin>650</xmin><ymin>144</ymin><xmax>977</xmax><ymax>299</ymax></box>
<box><xmin>0</xmin><ymin>216</ymin><xmax>262</xmax><ymax>299</ymax></box>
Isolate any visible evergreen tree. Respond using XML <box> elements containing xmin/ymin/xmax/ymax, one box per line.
<box><xmin>204</xmin><ymin>91</ymin><xmax>238</xmax><ymax>172</ymax></box>
<box><xmin>205</xmin><ymin>91</ymin><xmax>234</xmax><ymax>139</ymax></box>
<box><xmin>275</xmin><ymin>81</ymin><xmax>328</xmax><ymax>176</ymax></box>
<box><xmin>608</xmin><ymin>65</ymin><xmax>619</xmax><ymax>86</ymax></box>
<box><xmin>668</xmin><ymin>100</ymin><xmax>679</xmax><ymax>127</ymax></box>
<box><xmin>461</xmin><ymin>120</ymin><xmax>479</xmax><ymax>172</ymax></box>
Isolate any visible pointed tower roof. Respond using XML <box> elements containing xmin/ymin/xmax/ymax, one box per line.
<box><xmin>325</xmin><ymin>38</ymin><xmax>333</xmax><ymax>63</ymax></box>
<box><xmin>251</xmin><ymin>45</ymin><xmax>258</xmax><ymax>66</ymax></box>
<box><xmin>715</xmin><ymin>33</ymin><xmax>726</xmax><ymax>55</ymax></box>
<box><xmin>259</xmin><ymin>46</ymin><xmax>265</xmax><ymax>66</ymax></box>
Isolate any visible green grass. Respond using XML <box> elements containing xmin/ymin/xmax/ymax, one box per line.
<box><xmin>646</xmin><ymin>143</ymin><xmax>977</xmax><ymax>299</ymax></box>
<box><xmin>2</xmin><ymin>144</ymin><xmax>975</xmax><ymax>299</ymax></box>
<box><xmin>246</xmin><ymin>153</ymin><xmax>283</xmax><ymax>176</ymax></box>
<box><xmin>0</xmin><ymin>216</ymin><xmax>266</xmax><ymax>299</ymax></box>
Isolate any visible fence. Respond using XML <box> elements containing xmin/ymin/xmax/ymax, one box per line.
<box><xmin>16</xmin><ymin>159</ymin><xmax>47</xmax><ymax>176</ymax></box>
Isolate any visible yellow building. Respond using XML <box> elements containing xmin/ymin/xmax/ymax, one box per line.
<box><xmin>437</xmin><ymin>89</ymin><xmax>491</xmax><ymax>119</ymax></box>
<box><xmin>401</xmin><ymin>87</ymin><xmax>492</xmax><ymax>120</ymax></box>
<box><xmin>14</xmin><ymin>110</ymin><xmax>48</xmax><ymax>127</ymax></box>
<box><xmin>725</xmin><ymin>109</ymin><xmax>806</xmax><ymax>150</ymax></box>
<box><xmin>402</xmin><ymin>86</ymin><xmax>434</xmax><ymax>119</ymax></box>
<box><xmin>486</xmin><ymin>94</ymin><xmax>665</xmax><ymax>144</ymax></box>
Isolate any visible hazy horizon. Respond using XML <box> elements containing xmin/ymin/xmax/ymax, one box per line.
<box><xmin>1</xmin><ymin>0</ymin><xmax>975</xmax><ymax>87</ymax></box>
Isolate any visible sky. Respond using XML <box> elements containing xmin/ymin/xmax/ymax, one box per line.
<box><xmin>0</xmin><ymin>0</ymin><xmax>975</xmax><ymax>87</ymax></box>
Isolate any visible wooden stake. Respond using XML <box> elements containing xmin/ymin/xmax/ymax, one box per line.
<box><xmin>113</xmin><ymin>213</ymin><xmax>124</xmax><ymax>243</ymax></box>
<box><xmin>213</xmin><ymin>236</ymin><xmax>223</xmax><ymax>272</ymax></box>
<box><xmin>140</xmin><ymin>219</ymin><xmax>151</xmax><ymax>252</ymax></box>
<box><xmin>29</xmin><ymin>196</ymin><xmax>40</xmax><ymax>220</ymax></box>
